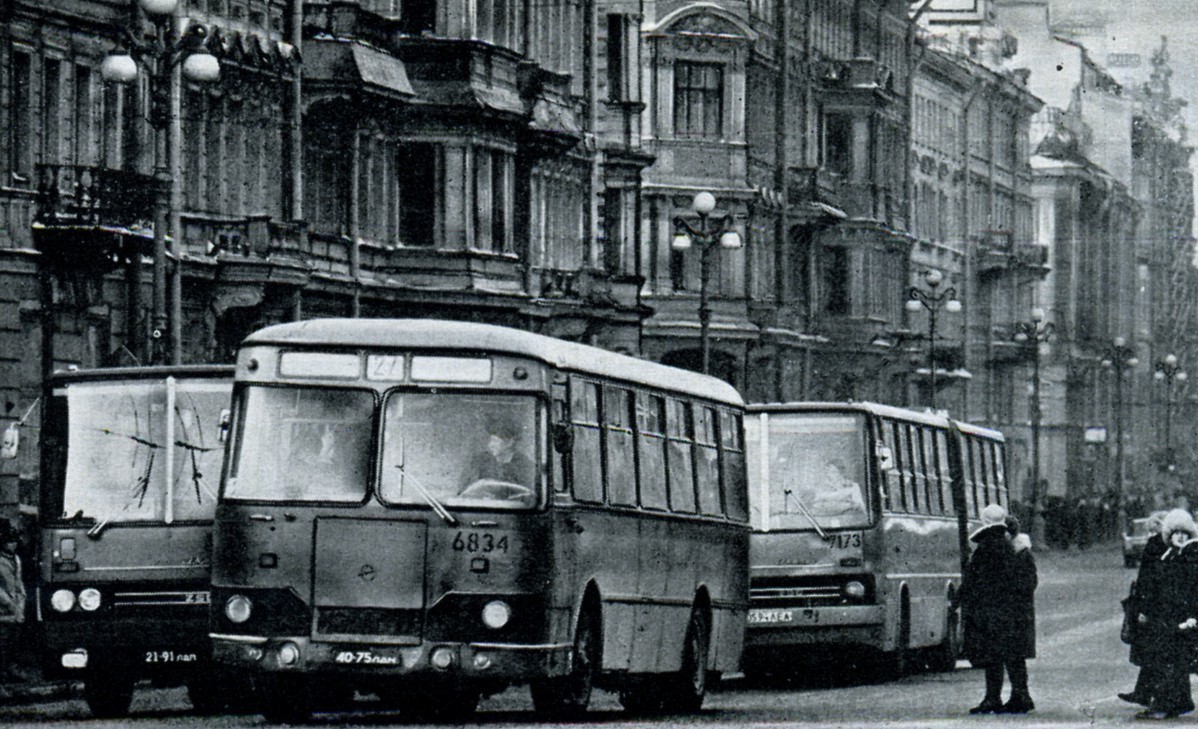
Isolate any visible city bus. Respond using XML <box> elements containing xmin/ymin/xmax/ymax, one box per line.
<box><xmin>33</xmin><ymin>366</ymin><xmax>237</xmax><ymax>717</ymax></box>
<box><xmin>209</xmin><ymin>318</ymin><xmax>749</xmax><ymax>722</ymax></box>
<box><xmin>742</xmin><ymin>402</ymin><xmax>1008</xmax><ymax>677</ymax></box>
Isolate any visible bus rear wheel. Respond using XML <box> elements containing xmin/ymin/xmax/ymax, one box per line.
<box><xmin>660</xmin><ymin>607</ymin><xmax>710</xmax><ymax>713</ymax></box>
<box><xmin>884</xmin><ymin>599</ymin><xmax>912</xmax><ymax>678</ymax></box>
<box><xmin>531</xmin><ymin>604</ymin><xmax>599</xmax><ymax>718</ymax></box>
<box><xmin>83</xmin><ymin>672</ymin><xmax>135</xmax><ymax>718</ymax></box>
<box><xmin>928</xmin><ymin>605</ymin><xmax>961</xmax><ymax>672</ymax></box>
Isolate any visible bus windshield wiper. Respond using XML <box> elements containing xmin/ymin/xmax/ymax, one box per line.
<box><xmin>394</xmin><ymin>465</ymin><xmax>458</xmax><ymax>526</ymax></box>
<box><xmin>783</xmin><ymin>488</ymin><xmax>828</xmax><ymax>540</ymax></box>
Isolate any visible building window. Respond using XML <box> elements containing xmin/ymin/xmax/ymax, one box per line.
<box><xmin>673</xmin><ymin>61</ymin><xmax>723</xmax><ymax>138</ymax></box>
<box><xmin>606</xmin><ymin>14</ymin><xmax>631</xmax><ymax>102</ymax></box>
<box><xmin>471</xmin><ymin>147</ymin><xmax>511</xmax><ymax>253</ymax></box>
<box><xmin>400</xmin><ymin>0</ymin><xmax>435</xmax><ymax>34</ymax></box>
<box><xmin>823</xmin><ymin>112</ymin><xmax>852</xmax><ymax>177</ymax></box>
<box><xmin>823</xmin><ymin>246</ymin><xmax>850</xmax><ymax>314</ymax></box>
<box><xmin>398</xmin><ymin>143</ymin><xmax>439</xmax><ymax>247</ymax></box>
<box><xmin>43</xmin><ymin>59</ymin><xmax>63</xmax><ymax>165</ymax></box>
<box><xmin>73</xmin><ymin>65</ymin><xmax>95</xmax><ymax>166</ymax></box>
<box><xmin>10</xmin><ymin>51</ymin><xmax>33</xmax><ymax>181</ymax></box>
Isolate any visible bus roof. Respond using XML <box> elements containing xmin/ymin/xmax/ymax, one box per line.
<box><xmin>243</xmin><ymin>319</ymin><xmax>744</xmax><ymax>405</ymax></box>
<box><xmin>747</xmin><ymin>400</ymin><xmax>1005</xmax><ymax>441</ymax></box>
<box><xmin>48</xmin><ymin>365</ymin><xmax>234</xmax><ymax>385</ymax></box>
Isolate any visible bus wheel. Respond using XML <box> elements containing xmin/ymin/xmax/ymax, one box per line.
<box><xmin>531</xmin><ymin>604</ymin><xmax>599</xmax><ymax>718</ymax></box>
<box><xmin>259</xmin><ymin>676</ymin><xmax>314</xmax><ymax>724</ymax></box>
<box><xmin>885</xmin><ymin>599</ymin><xmax>912</xmax><ymax>678</ymax></box>
<box><xmin>661</xmin><ymin>607</ymin><xmax>710</xmax><ymax>713</ymax></box>
<box><xmin>619</xmin><ymin>677</ymin><xmax>666</xmax><ymax>715</ymax></box>
<box><xmin>186</xmin><ymin>674</ymin><xmax>227</xmax><ymax>714</ymax></box>
<box><xmin>403</xmin><ymin>685</ymin><xmax>480</xmax><ymax>721</ymax></box>
<box><xmin>84</xmin><ymin>672</ymin><xmax>135</xmax><ymax>718</ymax></box>
<box><xmin>928</xmin><ymin>605</ymin><xmax>961</xmax><ymax>672</ymax></box>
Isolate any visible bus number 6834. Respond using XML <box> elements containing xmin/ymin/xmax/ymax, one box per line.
<box><xmin>452</xmin><ymin>531</ymin><xmax>509</xmax><ymax>553</ymax></box>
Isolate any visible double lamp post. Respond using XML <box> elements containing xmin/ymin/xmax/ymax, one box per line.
<box><xmin>1013</xmin><ymin>307</ymin><xmax>1055</xmax><ymax>545</ymax></box>
<box><xmin>672</xmin><ymin>192</ymin><xmax>742</xmax><ymax>375</ymax></box>
<box><xmin>99</xmin><ymin>0</ymin><xmax>222</xmax><ymax>364</ymax></box>
<box><xmin>1101</xmin><ymin>337</ymin><xmax>1139</xmax><ymax>536</ymax></box>
<box><xmin>905</xmin><ymin>269</ymin><xmax>961</xmax><ymax>410</ymax></box>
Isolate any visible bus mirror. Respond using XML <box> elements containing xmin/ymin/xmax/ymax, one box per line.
<box><xmin>552</xmin><ymin>423</ymin><xmax>574</xmax><ymax>454</ymax></box>
<box><xmin>218</xmin><ymin>410</ymin><xmax>232</xmax><ymax>445</ymax></box>
<box><xmin>1</xmin><ymin>424</ymin><xmax>17</xmax><ymax>459</ymax></box>
<box><xmin>876</xmin><ymin>445</ymin><xmax>893</xmax><ymax>470</ymax></box>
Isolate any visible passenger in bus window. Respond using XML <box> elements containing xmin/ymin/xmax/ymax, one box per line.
<box><xmin>458</xmin><ymin>418</ymin><xmax>535</xmax><ymax>497</ymax></box>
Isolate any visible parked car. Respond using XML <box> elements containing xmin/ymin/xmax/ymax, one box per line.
<box><xmin>1124</xmin><ymin>512</ymin><xmax>1166</xmax><ymax>567</ymax></box>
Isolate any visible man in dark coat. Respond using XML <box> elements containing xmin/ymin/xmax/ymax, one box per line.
<box><xmin>1120</xmin><ymin>511</ymin><xmax>1168</xmax><ymax>707</ymax></box>
<box><xmin>959</xmin><ymin>504</ymin><xmax>1035</xmax><ymax>714</ymax></box>
<box><xmin>1133</xmin><ymin>509</ymin><xmax>1198</xmax><ymax>719</ymax></box>
<box><xmin>1005</xmin><ymin>513</ymin><xmax>1037</xmax><ymax>713</ymax></box>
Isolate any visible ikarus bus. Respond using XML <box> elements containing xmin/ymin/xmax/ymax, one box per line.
<box><xmin>210</xmin><ymin>319</ymin><xmax>749</xmax><ymax>722</ymax></box>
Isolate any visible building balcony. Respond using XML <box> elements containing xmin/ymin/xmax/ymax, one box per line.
<box><xmin>35</xmin><ymin>164</ymin><xmax>157</xmax><ymax>231</ymax></box>
<box><xmin>976</xmin><ymin>231</ymin><xmax>1049</xmax><ymax>276</ymax></box>
<box><xmin>790</xmin><ymin>166</ymin><xmax>900</xmax><ymax>222</ymax></box>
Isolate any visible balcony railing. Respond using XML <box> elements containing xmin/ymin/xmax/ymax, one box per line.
<box><xmin>35</xmin><ymin>164</ymin><xmax>157</xmax><ymax>230</ymax></box>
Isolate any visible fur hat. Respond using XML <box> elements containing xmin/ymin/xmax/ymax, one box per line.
<box><xmin>1161</xmin><ymin>508</ymin><xmax>1198</xmax><ymax>540</ymax></box>
<box><xmin>970</xmin><ymin>503</ymin><xmax>1008</xmax><ymax>542</ymax></box>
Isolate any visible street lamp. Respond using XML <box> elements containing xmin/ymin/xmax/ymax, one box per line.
<box><xmin>672</xmin><ymin>192</ymin><xmax>742</xmax><ymax>374</ymax></box>
<box><xmin>1154</xmin><ymin>353</ymin><xmax>1187</xmax><ymax>466</ymax></box>
<box><xmin>905</xmin><ymin>269</ymin><xmax>962</xmax><ymax>410</ymax></box>
<box><xmin>1013</xmin><ymin>307</ymin><xmax>1056</xmax><ymax>547</ymax></box>
<box><xmin>99</xmin><ymin>0</ymin><xmax>220</xmax><ymax>364</ymax></box>
<box><xmin>1101</xmin><ymin>337</ymin><xmax>1139</xmax><ymax>536</ymax></box>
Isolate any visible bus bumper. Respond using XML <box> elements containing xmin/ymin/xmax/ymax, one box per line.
<box><xmin>212</xmin><ymin>634</ymin><xmax>573</xmax><ymax>680</ymax></box>
<box><xmin>744</xmin><ymin>604</ymin><xmax>885</xmax><ymax>648</ymax></box>
<box><xmin>41</xmin><ymin>618</ymin><xmax>211</xmax><ymax>677</ymax></box>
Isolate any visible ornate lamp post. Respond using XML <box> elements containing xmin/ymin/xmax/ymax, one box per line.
<box><xmin>1013</xmin><ymin>307</ymin><xmax>1056</xmax><ymax>546</ymax></box>
<box><xmin>905</xmin><ymin>269</ymin><xmax>961</xmax><ymax>410</ymax></box>
<box><xmin>1154</xmin><ymin>353</ymin><xmax>1187</xmax><ymax>469</ymax></box>
<box><xmin>672</xmin><ymin>192</ymin><xmax>742</xmax><ymax>374</ymax></box>
<box><xmin>1101</xmin><ymin>337</ymin><xmax>1139</xmax><ymax>535</ymax></box>
<box><xmin>99</xmin><ymin>0</ymin><xmax>220</xmax><ymax>364</ymax></box>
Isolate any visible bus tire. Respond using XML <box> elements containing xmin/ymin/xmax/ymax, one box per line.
<box><xmin>258</xmin><ymin>676</ymin><xmax>313</xmax><ymax>724</ymax></box>
<box><xmin>403</xmin><ymin>684</ymin><xmax>480</xmax><ymax>721</ymax></box>
<box><xmin>929</xmin><ymin>604</ymin><xmax>961</xmax><ymax>672</ymax></box>
<box><xmin>619</xmin><ymin>677</ymin><xmax>666</xmax><ymax>715</ymax></box>
<box><xmin>84</xmin><ymin>672</ymin><xmax>135</xmax><ymax>718</ymax></box>
<box><xmin>186</xmin><ymin>674</ymin><xmax>227</xmax><ymax>714</ymax></box>
<box><xmin>531</xmin><ymin>602</ymin><xmax>600</xmax><ymax>718</ymax></box>
<box><xmin>660</xmin><ymin>606</ymin><xmax>710</xmax><ymax>713</ymax></box>
<box><xmin>885</xmin><ymin>597</ymin><xmax>912</xmax><ymax>678</ymax></box>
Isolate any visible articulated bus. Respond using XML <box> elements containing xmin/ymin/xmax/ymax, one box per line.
<box><xmin>209</xmin><ymin>319</ymin><xmax>749</xmax><ymax>722</ymax></box>
<box><xmin>742</xmin><ymin>402</ymin><xmax>1008</xmax><ymax>676</ymax></box>
<box><xmin>34</xmin><ymin>366</ymin><xmax>236</xmax><ymax>717</ymax></box>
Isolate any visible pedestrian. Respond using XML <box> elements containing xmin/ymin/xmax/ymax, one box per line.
<box><xmin>1132</xmin><ymin>508</ymin><xmax>1198</xmax><ymax>719</ymax></box>
<box><xmin>1119</xmin><ymin>511</ymin><xmax>1168</xmax><ymax>708</ymax></box>
<box><xmin>0</xmin><ymin>519</ymin><xmax>25</xmax><ymax>681</ymax></box>
<box><xmin>959</xmin><ymin>504</ymin><xmax>1036</xmax><ymax>714</ymax></box>
<box><xmin>1004</xmin><ymin>513</ymin><xmax>1037</xmax><ymax>713</ymax></box>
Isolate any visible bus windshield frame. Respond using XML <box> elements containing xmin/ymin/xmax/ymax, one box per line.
<box><xmin>45</xmin><ymin>377</ymin><xmax>230</xmax><ymax>525</ymax></box>
<box><xmin>748</xmin><ymin>411</ymin><xmax>874</xmax><ymax>531</ymax></box>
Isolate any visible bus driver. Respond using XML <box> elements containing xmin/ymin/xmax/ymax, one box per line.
<box><xmin>458</xmin><ymin>417</ymin><xmax>535</xmax><ymax>493</ymax></box>
<box><xmin>811</xmin><ymin>458</ymin><xmax>866</xmax><ymax>516</ymax></box>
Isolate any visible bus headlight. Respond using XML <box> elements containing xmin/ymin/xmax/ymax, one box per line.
<box><xmin>51</xmin><ymin>589</ymin><xmax>76</xmax><ymax>613</ymax></box>
<box><xmin>225</xmin><ymin>594</ymin><xmax>253</xmax><ymax>624</ymax></box>
<box><xmin>430</xmin><ymin>647</ymin><xmax>455</xmax><ymax>669</ymax></box>
<box><xmin>78</xmin><ymin>588</ymin><xmax>102</xmax><ymax>611</ymax></box>
<box><xmin>844</xmin><ymin>581</ymin><xmax>866</xmax><ymax>599</ymax></box>
<box><xmin>277</xmin><ymin>642</ymin><xmax>301</xmax><ymax>667</ymax></box>
<box><xmin>482</xmin><ymin>600</ymin><xmax>511</xmax><ymax>629</ymax></box>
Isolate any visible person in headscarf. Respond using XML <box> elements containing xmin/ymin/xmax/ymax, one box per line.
<box><xmin>1119</xmin><ymin>511</ymin><xmax>1169</xmax><ymax>707</ymax></box>
<box><xmin>1003</xmin><ymin>513</ymin><xmax>1037</xmax><ymax>713</ymax></box>
<box><xmin>1133</xmin><ymin>508</ymin><xmax>1198</xmax><ymax>719</ymax></box>
<box><xmin>959</xmin><ymin>504</ymin><xmax>1035</xmax><ymax>714</ymax></box>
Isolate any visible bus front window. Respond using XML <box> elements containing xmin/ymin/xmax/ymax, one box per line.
<box><xmin>750</xmin><ymin>413</ymin><xmax>870</xmax><ymax>530</ymax></box>
<box><xmin>226</xmin><ymin>387</ymin><xmax>374</xmax><ymax>502</ymax></box>
<box><xmin>56</xmin><ymin>379</ymin><xmax>229</xmax><ymax>523</ymax></box>
<box><xmin>379</xmin><ymin>394</ymin><xmax>541</xmax><ymax>510</ymax></box>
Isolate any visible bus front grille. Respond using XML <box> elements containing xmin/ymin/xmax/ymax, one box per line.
<box><xmin>750</xmin><ymin>574</ymin><xmax>875</xmax><ymax>606</ymax></box>
<box><xmin>113</xmin><ymin>590</ymin><xmax>211</xmax><ymax>608</ymax></box>
<box><xmin>317</xmin><ymin>608</ymin><xmax>422</xmax><ymax>637</ymax></box>
<box><xmin>750</xmin><ymin>585</ymin><xmax>842</xmax><ymax>604</ymax></box>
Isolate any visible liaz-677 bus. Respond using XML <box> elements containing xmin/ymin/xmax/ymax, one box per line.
<box><xmin>34</xmin><ymin>366</ymin><xmax>235</xmax><ymax>717</ymax></box>
<box><xmin>209</xmin><ymin>319</ymin><xmax>749</xmax><ymax>722</ymax></box>
<box><xmin>743</xmin><ymin>402</ymin><xmax>1007</xmax><ymax>677</ymax></box>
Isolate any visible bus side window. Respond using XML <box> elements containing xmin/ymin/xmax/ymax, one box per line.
<box><xmin>935</xmin><ymin>430</ymin><xmax>952</xmax><ymax>515</ymax></box>
<box><xmin>666</xmin><ymin>399</ymin><xmax>697</xmax><ymax>513</ymax></box>
<box><xmin>604</xmin><ymin>387</ymin><xmax>637</xmax><ymax>507</ymax></box>
<box><xmin>720</xmin><ymin>410</ymin><xmax>748</xmax><ymax>522</ymax></box>
<box><xmin>977</xmin><ymin>438</ymin><xmax>993</xmax><ymax>507</ymax></box>
<box><xmin>921</xmin><ymin>428</ymin><xmax>941</xmax><ymax>514</ymax></box>
<box><xmin>915</xmin><ymin>427</ymin><xmax>933</xmax><ymax>515</ymax></box>
<box><xmin>696</xmin><ymin>406</ymin><xmax>722</xmax><ymax>516</ymax></box>
<box><xmin>636</xmin><ymin>393</ymin><xmax>668</xmax><ymax>510</ymax></box>
<box><xmin>569</xmin><ymin>379</ymin><xmax>604</xmax><ymax>503</ymax></box>
<box><xmin>901</xmin><ymin>423</ymin><xmax>919</xmax><ymax>513</ymax></box>
<box><xmin>992</xmin><ymin>441</ymin><xmax>1008</xmax><ymax>508</ymax></box>
<box><xmin>880</xmin><ymin>419</ymin><xmax>901</xmax><ymax>511</ymax></box>
<box><xmin>958</xmin><ymin>435</ymin><xmax>977</xmax><ymax>518</ymax></box>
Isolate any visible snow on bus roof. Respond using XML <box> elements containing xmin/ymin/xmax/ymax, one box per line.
<box><xmin>746</xmin><ymin>400</ymin><xmax>1005</xmax><ymax>441</ymax></box>
<box><xmin>242</xmin><ymin>319</ymin><xmax>744</xmax><ymax>405</ymax></box>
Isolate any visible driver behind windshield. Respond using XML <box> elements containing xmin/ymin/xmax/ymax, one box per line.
<box><xmin>458</xmin><ymin>417</ymin><xmax>534</xmax><ymax>492</ymax></box>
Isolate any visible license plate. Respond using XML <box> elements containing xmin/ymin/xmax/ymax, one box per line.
<box><xmin>144</xmin><ymin>650</ymin><xmax>199</xmax><ymax>663</ymax></box>
<box><xmin>748</xmin><ymin>608</ymin><xmax>795</xmax><ymax>625</ymax></box>
<box><xmin>333</xmin><ymin>649</ymin><xmax>402</xmax><ymax>666</ymax></box>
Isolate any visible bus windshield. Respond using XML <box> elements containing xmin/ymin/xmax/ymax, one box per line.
<box><xmin>226</xmin><ymin>386</ymin><xmax>375</xmax><ymax>502</ymax></box>
<box><xmin>379</xmin><ymin>393</ymin><xmax>540</xmax><ymax>510</ymax></box>
<box><xmin>57</xmin><ymin>378</ymin><xmax>229</xmax><ymax>523</ymax></box>
<box><xmin>748</xmin><ymin>412</ymin><xmax>870</xmax><ymax>530</ymax></box>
